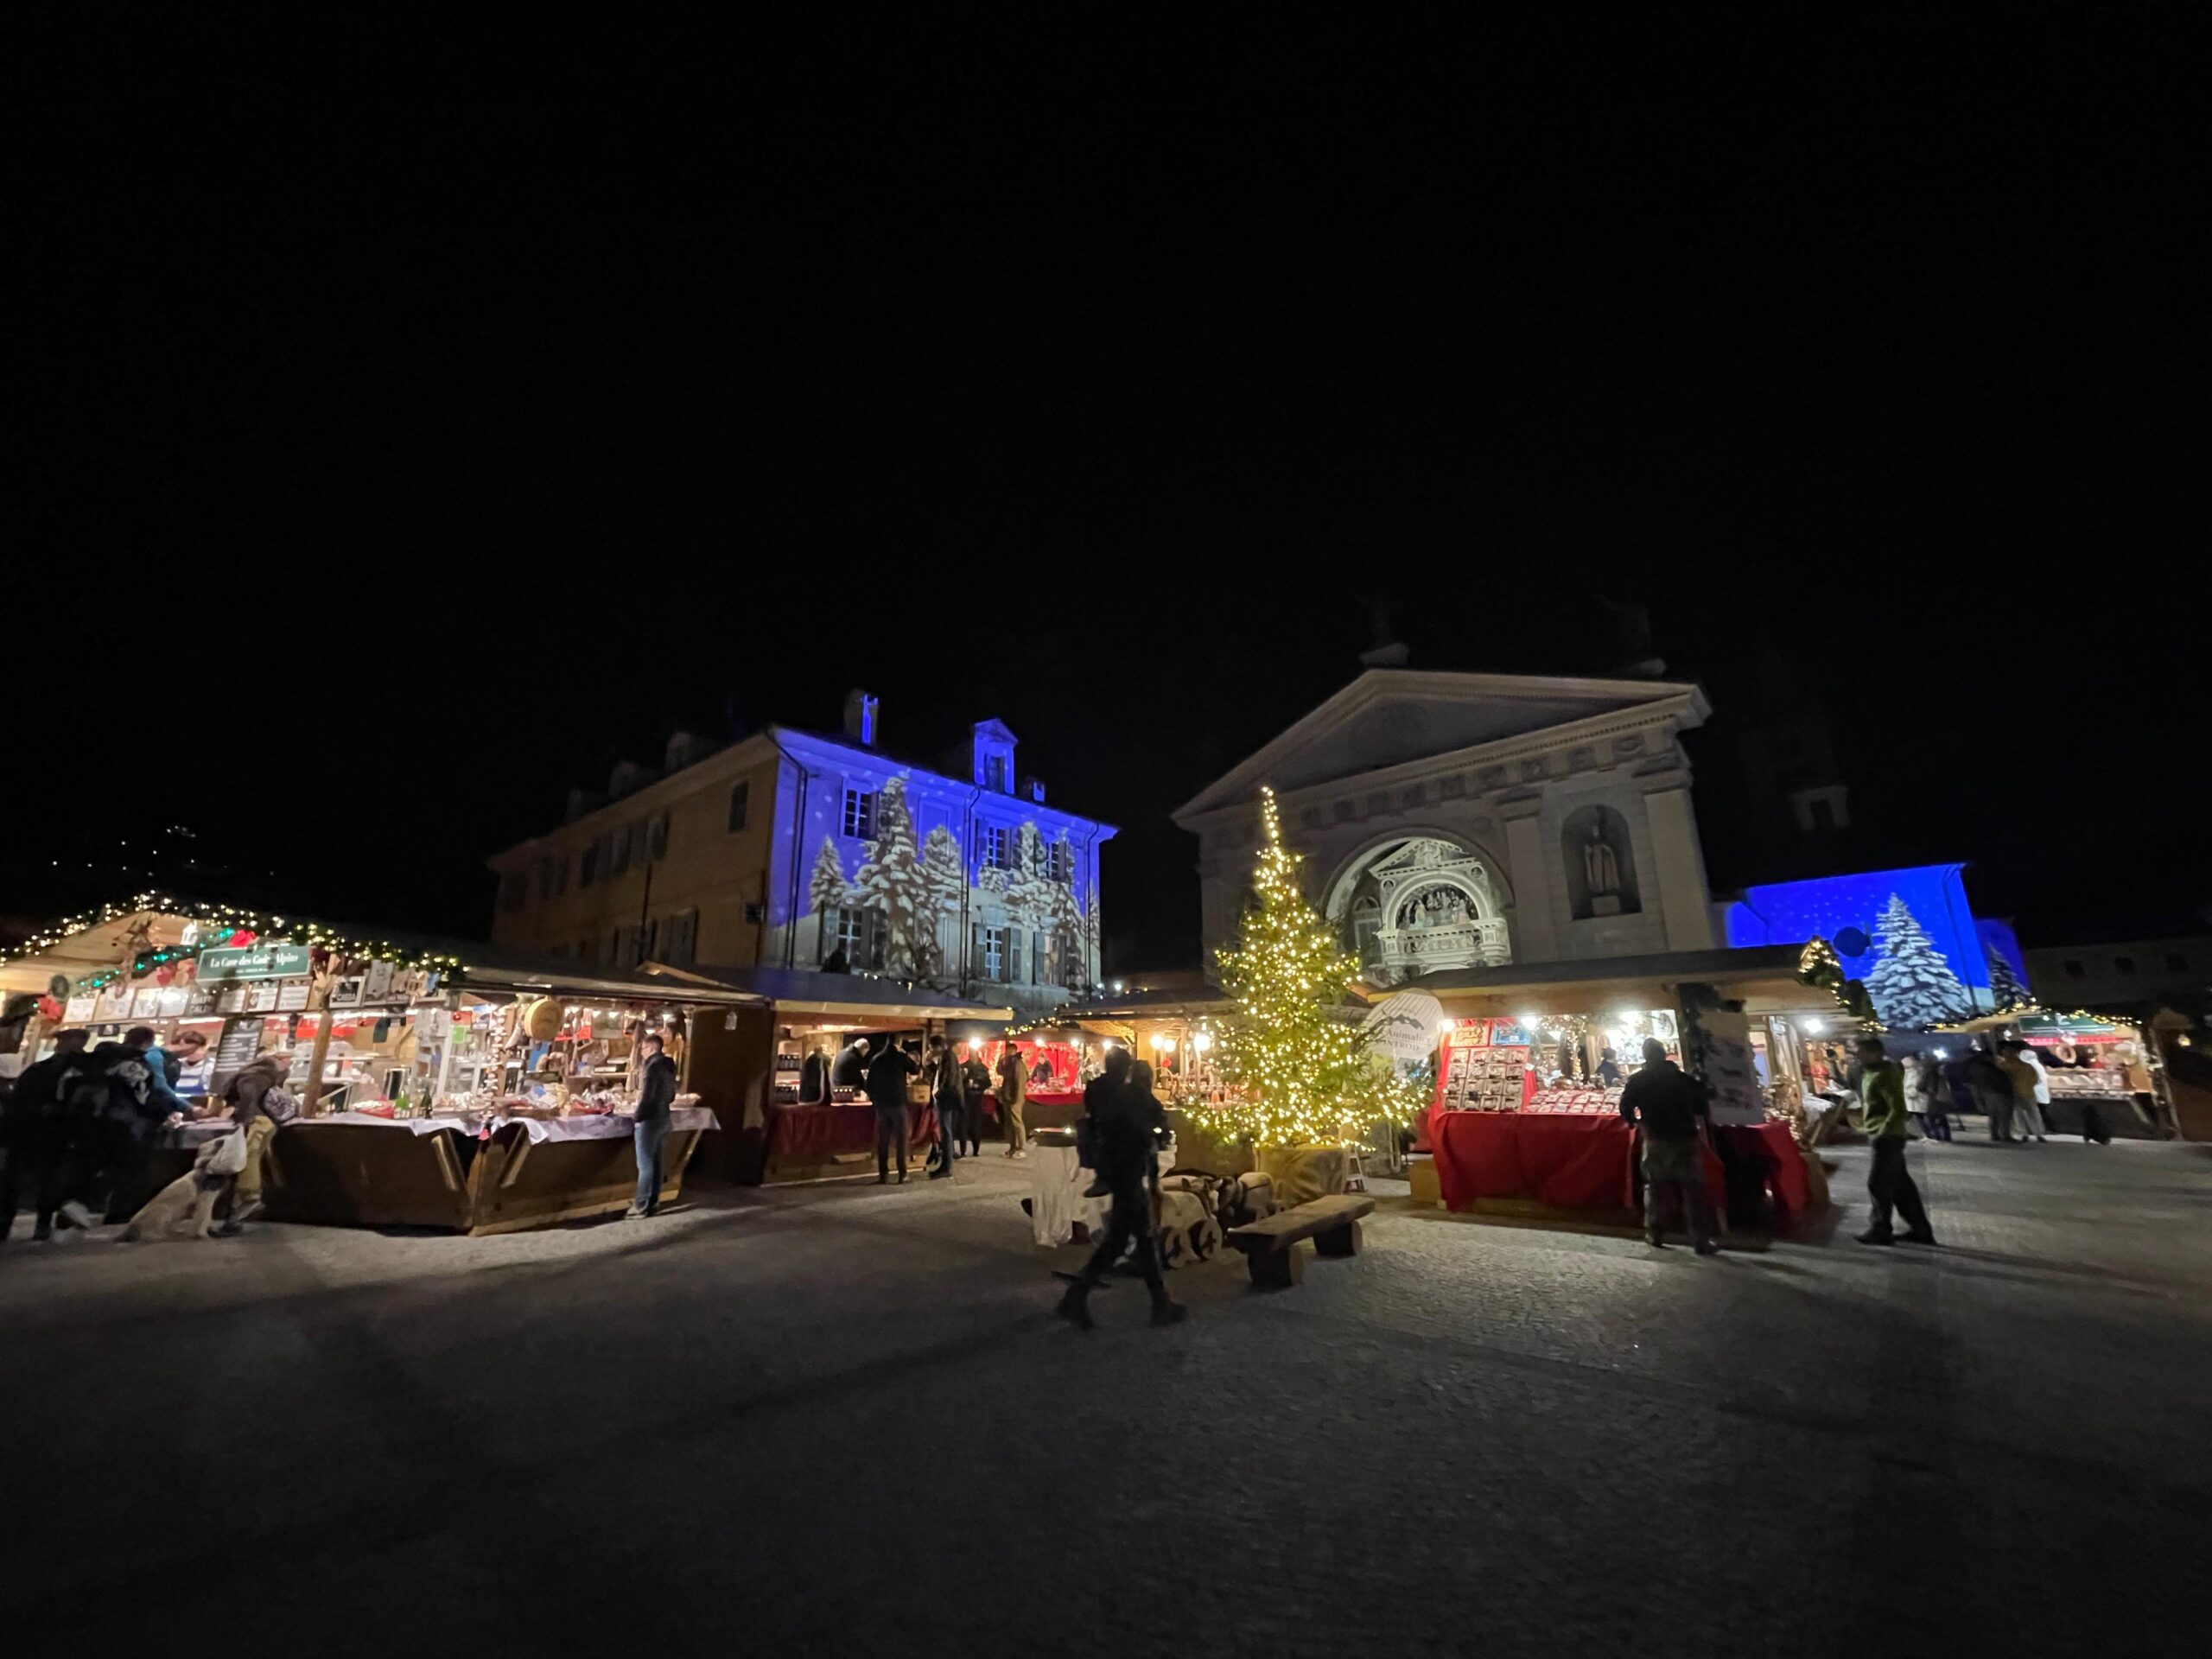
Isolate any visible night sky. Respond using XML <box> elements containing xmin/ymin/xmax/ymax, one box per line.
<box><xmin>18</xmin><ymin>13</ymin><xmax>2202</xmax><ymax>963</ymax></box>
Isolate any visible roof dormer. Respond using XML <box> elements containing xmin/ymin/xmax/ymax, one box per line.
<box><xmin>972</xmin><ymin>719</ymin><xmax>1018</xmax><ymax>794</ymax></box>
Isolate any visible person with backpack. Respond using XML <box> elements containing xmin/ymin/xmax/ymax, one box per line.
<box><xmin>1</xmin><ymin>1029</ymin><xmax>90</xmax><ymax>1242</ymax></box>
<box><xmin>1055</xmin><ymin>1056</ymin><xmax>1185</xmax><ymax>1331</ymax></box>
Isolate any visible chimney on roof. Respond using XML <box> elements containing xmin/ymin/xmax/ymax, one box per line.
<box><xmin>842</xmin><ymin>690</ymin><xmax>880</xmax><ymax>746</ymax></box>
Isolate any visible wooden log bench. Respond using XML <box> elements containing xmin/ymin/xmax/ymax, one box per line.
<box><xmin>1225</xmin><ymin>1193</ymin><xmax>1376</xmax><ymax>1289</ymax></box>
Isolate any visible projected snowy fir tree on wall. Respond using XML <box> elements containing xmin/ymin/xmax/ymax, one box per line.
<box><xmin>1864</xmin><ymin>892</ymin><xmax>1974</xmax><ymax>1028</ymax></box>
<box><xmin>809</xmin><ymin>774</ymin><xmax>1094</xmax><ymax>988</ymax></box>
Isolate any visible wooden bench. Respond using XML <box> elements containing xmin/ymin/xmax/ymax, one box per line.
<box><xmin>1226</xmin><ymin>1194</ymin><xmax>1376</xmax><ymax>1289</ymax></box>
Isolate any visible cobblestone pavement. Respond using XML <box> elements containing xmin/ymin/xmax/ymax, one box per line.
<box><xmin>3</xmin><ymin>1135</ymin><xmax>2208</xmax><ymax>1655</ymax></box>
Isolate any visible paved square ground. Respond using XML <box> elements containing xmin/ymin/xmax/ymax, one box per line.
<box><xmin>3</xmin><ymin>1134</ymin><xmax>2207</xmax><ymax>1655</ymax></box>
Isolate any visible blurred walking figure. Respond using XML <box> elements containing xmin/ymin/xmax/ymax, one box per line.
<box><xmin>1961</xmin><ymin>1042</ymin><xmax>2016</xmax><ymax>1141</ymax></box>
<box><xmin>1856</xmin><ymin>1037</ymin><xmax>1937</xmax><ymax>1246</ymax></box>
<box><xmin>1055</xmin><ymin>1057</ymin><xmax>1185</xmax><ymax>1330</ymax></box>
<box><xmin>1618</xmin><ymin>1037</ymin><xmax>1716</xmax><ymax>1254</ymax></box>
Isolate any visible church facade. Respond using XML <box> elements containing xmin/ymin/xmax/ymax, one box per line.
<box><xmin>1173</xmin><ymin>669</ymin><xmax>1719</xmax><ymax>984</ymax></box>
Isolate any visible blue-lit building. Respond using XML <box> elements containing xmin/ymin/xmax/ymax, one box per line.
<box><xmin>487</xmin><ymin>697</ymin><xmax>1113</xmax><ymax>1016</ymax></box>
<box><xmin>1724</xmin><ymin>862</ymin><xmax>2032</xmax><ymax>1027</ymax></box>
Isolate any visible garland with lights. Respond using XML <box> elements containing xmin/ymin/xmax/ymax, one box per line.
<box><xmin>0</xmin><ymin>892</ymin><xmax>467</xmax><ymax>992</ymax></box>
<box><xmin>1190</xmin><ymin>786</ymin><xmax>1423</xmax><ymax>1149</ymax></box>
<box><xmin>1795</xmin><ymin>938</ymin><xmax>1880</xmax><ymax>1028</ymax></box>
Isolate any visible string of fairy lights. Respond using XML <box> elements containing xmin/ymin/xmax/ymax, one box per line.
<box><xmin>0</xmin><ymin>892</ymin><xmax>467</xmax><ymax>996</ymax></box>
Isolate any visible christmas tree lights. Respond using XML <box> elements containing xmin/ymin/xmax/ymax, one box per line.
<box><xmin>1195</xmin><ymin>787</ymin><xmax>1424</xmax><ymax>1149</ymax></box>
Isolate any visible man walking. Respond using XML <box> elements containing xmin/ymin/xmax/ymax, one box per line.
<box><xmin>1054</xmin><ymin>1055</ymin><xmax>1185</xmax><ymax>1330</ymax></box>
<box><xmin>866</xmin><ymin>1038</ymin><xmax>918</xmax><ymax>1185</ymax></box>
<box><xmin>995</xmin><ymin>1042</ymin><xmax>1030</xmax><ymax>1159</ymax></box>
<box><xmin>1617</xmin><ymin>1037</ymin><xmax>1717</xmax><ymax>1254</ymax></box>
<box><xmin>1857</xmin><ymin>1035</ymin><xmax>1938</xmax><ymax>1246</ymax></box>
<box><xmin>625</xmin><ymin>1032</ymin><xmax>677</xmax><ymax>1218</ymax></box>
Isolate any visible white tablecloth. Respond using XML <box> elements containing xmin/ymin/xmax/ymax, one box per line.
<box><xmin>1027</xmin><ymin>1135</ymin><xmax>1176</xmax><ymax>1247</ymax></box>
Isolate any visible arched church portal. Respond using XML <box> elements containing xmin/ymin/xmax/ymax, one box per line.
<box><xmin>1324</xmin><ymin>836</ymin><xmax>1510</xmax><ymax>985</ymax></box>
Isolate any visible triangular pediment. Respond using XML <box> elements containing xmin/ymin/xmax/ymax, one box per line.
<box><xmin>1174</xmin><ymin>669</ymin><xmax>1706</xmax><ymax>821</ymax></box>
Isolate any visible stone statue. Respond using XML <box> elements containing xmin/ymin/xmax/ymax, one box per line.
<box><xmin>1584</xmin><ymin>824</ymin><xmax>1620</xmax><ymax>898</ymax></box>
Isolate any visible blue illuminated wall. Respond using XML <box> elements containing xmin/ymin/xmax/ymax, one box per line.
<box><xmin>1724</xmin><ymin>863</ymin><xmax>2010</xmax><ymax>1010</ymax></box>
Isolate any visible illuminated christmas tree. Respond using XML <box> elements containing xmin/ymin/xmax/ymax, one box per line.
<box><xmin>1200</xmin><ymin>786</ymin><xmax>1422</xmax><ymax>1148</ymax></box>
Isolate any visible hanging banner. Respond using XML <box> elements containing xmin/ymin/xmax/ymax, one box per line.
<box><xmin>1362</xmin><ymin>990</ymin><xmax>1446</xmax><ymax>1067</ymax></box>
<box><xmin>1695</xmin><ymin>1007</ymin><xmax>1767</xmax><ymax>1126</ymax></box>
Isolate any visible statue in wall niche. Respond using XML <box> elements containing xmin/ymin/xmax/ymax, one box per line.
<box><xmin>1584</xmin><ymin>823</ymin><xmax>1621</xmax><ymax>897</ymax></box>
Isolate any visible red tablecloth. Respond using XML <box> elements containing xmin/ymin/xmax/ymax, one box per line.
<box><xmin>1431</xmin><ymin>1111</ymin><xmax>1637</xmax><ymax>1210</ymax></box>
<box><xmin>1432</xmin><ymin>1111</ymin><xmax>1813</xmax><ymax>1220</ymax></box>
<box><xmin>766</xmin><ymin>1103</ymin><xmax>940</xmax><ymax>1159</ymax></box>
<box><xmin>1712</xmin><ymin>1121</ymin><xmax>1811</xmax><ymax>1221</ymax></box>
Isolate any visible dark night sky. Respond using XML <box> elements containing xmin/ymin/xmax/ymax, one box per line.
<box><xmin>16</xmin><ymin>11</ymin><xmax>2205</xmax><ymax>960</ymax></box>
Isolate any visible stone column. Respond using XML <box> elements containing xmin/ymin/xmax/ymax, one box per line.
<box><xmin>1642</xmin><ymin>784</ymin><xmax>1715</xmax><ymax>950</ymax></box>
<box><xmin>1498</xmin><ymin>794</ymin><xmax>1560</xmax><ymax>963</ymax></box>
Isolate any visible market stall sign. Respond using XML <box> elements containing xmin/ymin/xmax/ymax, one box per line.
<box><xmin>2019</xmin><ymin>1013</ymin><xmax>2125</xmax><ymax>1043</ymax></box>
<box><xmin>197</xmin><ymin>943</ymin><xmax>313</xmax><ymax>982</ymax></box>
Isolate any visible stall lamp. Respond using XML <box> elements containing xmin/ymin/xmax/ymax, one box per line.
<box><xmin>1437</xmin><ymin>1019</ymin><xmax>1455</xmax><ymax>1035</ymax></box>
<box><xmin>1802</xmin><ymin>1018</ymin><xmax>1825</xmax><ymax>1034</ymax></box>
<box><xmin>1192</xmin><ymin>1032</ymin><xmax>1212</xmax><ymax>1053</ymax></box>
<box><xmin>1934</xmin><ymin>1046</ymin><xmax>1948</xmax><ymax>1059</ymax></box>
<box><xmin>1516</xmin><ymin>1013</ymin><xmax>1541</xmax><ymax>1032</ymax></box>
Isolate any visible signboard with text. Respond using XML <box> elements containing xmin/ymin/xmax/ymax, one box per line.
<box><xmin>196</xmin><ymin>943</ymin><xmax>313</xmax><ymax>982</ymax></box>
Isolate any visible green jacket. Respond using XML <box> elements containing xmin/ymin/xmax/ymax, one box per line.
<box><xmin>1860</xmin><ymin>1059</ymin><xmax>1910</xmax><ymax>1140</ymax></box>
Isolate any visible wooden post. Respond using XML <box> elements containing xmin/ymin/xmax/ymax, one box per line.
<box><xmin>301</xmin><ymin>1006</ymin><xmax>334</xmax><ymax>1117</ymax></box>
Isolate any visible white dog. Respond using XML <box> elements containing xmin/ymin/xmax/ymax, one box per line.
<box><xmin>118</xmin><ymin>1140</ymin><xmax>228</xmax><ymax>1243</ymax></box>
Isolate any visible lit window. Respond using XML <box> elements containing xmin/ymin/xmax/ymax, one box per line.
<box><xmin>826</xmin><ymin>906</ymin><xmax>867</xmax><ymax>965</ymax></box>
<box><xmin>980</xmin><ymin>825</ymin><xmax>1008</xmax><ymax>869</ymax></box>
<box><xmin>728</xmin><ymin>781</ymin><xmax>750</xmax><ymax>832</ymax></box>
<box><xmin>980</xmin><ymin>925</ymin><xmax>1007</xmax><ymax>981</ymax></box>
<box><xmin>842</xmin><ymin>788</ymin><xmax>877</xmax><ymax>840</ymax></box>
<box><xmin>985</xmin><ymin>753</ymin><xmax>1007</xmax><ymax>791</ymax></box>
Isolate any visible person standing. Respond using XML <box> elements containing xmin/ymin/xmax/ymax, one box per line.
<box><xmin>995</xmin><ymin>1043</ymin><xmax>1030</xmax><ymax>1159</ymax></box>
<box><xmin>1081</xmin><ymin>1045</ymin><xmax>1134</xmax><ymax>1198</ymax></box>
<box><xmin>215</xmin><ymin>1058</ymin><xmax>299</xmax><ymax>1232</ymax></box>
<box><xmin>1961</xmin><ymin>1042</ymin><xmax>2016</xmax><ymax>1141</ymax></box>
<box><xmin>924</xmin><ymin>1036</ymin><xmax>965</xmax><ymax>1176</ymax></box>
<box><xmin>831</xmin><ymin>1036</ymin><xmax>871</xmax><ymax>1092</ymax></box>
<box><xmin>625</xmin><ymin>1032</ymin><xmax>677</xmax><ymax>1218</ymax></box>
<box><xmin>1594</xmin><ymin>1046</ymin><xmax>1624</xmax><ymax>1087</ymax></box>
<box><xmin>86</xmin><ymin>1028</ymin><xmax>188</xmax><ymax>1224</ymax></box>
<box><xmin>1997</xmin><ymin>1042</ymin><xmax>2045</xmax><ymax>1145</ymax></box>
<box><xmin>958</xmin><ymin>1045</ymin><xmax>990</xmax><ymax>1159</ymax></box>
<box><xmin>1857</xmin><ymin>1036</ymin><xmax>1938</xmax><ymax>1246</ymax></box>
<box><xmin>865</xmin><ymin>1038</ymin><xmax>918</xmax><ymax>1185</ymax></box>
<box><xmin>1908</xmin><ymin>1052</ymin><xmax>1952</xmax><ymax>1141</ymax></box>
<box><xmin>1055</xmin><ymin>1055</ymin><xmax>1185</xmax><ymax>1330</ymax></box>
<box><xmin>1617</xmin><ymin>1037</ymin><xmax>1717</xmax><ymax>1254</ymax></box>
<box><xmin>1</xmin><ymin>1029</ymin><xmax>90</xmax><ymax>1243</ymax></box>
<box><xmin>2013</xmin><ymin>1041</ymin><xmax>2052</xmax><ymax>1141</ymax></box>
<box><xmin>170</xmin><ymin>1029</ymin><xmax>216</xmax><ymax>1100</ymax></box>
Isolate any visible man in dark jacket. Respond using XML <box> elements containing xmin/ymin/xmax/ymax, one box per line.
<box><xmin>2</xmin><ymin>1030</ymin><xmax>90</xmax><ymax>1242</ymax></box>
<box><xmin>958</xmin><ymin>1046</ymin><xmax>991</xmax><ymax>1159</ymax></box>
<box><xmin>85</xmin><ymin>1030</ymin><xmax>188</xmax><ymax>1224</ymax></box>
<box><xmin>865</xmin><ymin>1039</ymin><xmax>918</xmax><ymax>1185</ymax></box>
<box><xmin>626</xmin><ymin>1033</ymin><xmax>678</xmax><ymax>1218</ymax></box>
<box><xmin>1618</xmin><ymin>1038</ymin><xmax>1717</xmax><ymax>1253</ymax></box>
<box><xmin>1057</xmin><ymin>1057</ymin><xmax>1185</xmax><ymax>1330</ymax></box>
<box><xmin>831</xmin><ymin>1037</ymin><xmax>871</xmax><ymax>1091</ymax></box>
<box><xmin>924</xmin><ymin>1036</ymin><xmax>965</xmax><ymax>1175</ymax></box>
